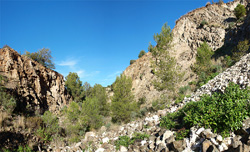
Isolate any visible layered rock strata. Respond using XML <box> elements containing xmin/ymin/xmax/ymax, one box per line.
<box><xmin>0</xmin><ymin>46</ymin><xmax>71</xmax><ymax>113</ymax></box>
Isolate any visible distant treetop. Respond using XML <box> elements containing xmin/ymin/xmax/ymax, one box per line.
<box><xmin>23</xmin><ymin>48</ymin><xmax>55</xmax><ymax>69</ymax></box>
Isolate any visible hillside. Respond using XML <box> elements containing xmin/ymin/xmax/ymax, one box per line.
<box><xmin>1</xmin><ymin>0</ymin><xmax>250</xmax><ymax>151</ymax></box>
<box><xmin>123</xmin><ymin>0</ymin><xmax>246</xmax><ymax>103</ymax></box>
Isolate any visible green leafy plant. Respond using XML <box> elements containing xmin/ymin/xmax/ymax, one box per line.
<box><xmin>115</xmin><ymin>136</ymin><xmax>131</xmax><ymax>150</ymax></box>
<box><xmin>175</xmin><ymin>128</ymin><xmax>190</xmax><ymax>140</ymax></box>
<box><xmin>65</xmin><ymin>72</ymin><xmax>84</xmax><ymax>102</ymax></box>
<box><xmin>200</xmin><ymin>20</ymin><xmax>208</xmax><ymax>28</ymax></box>
<box><xmin>232</xmin><ymin>40</ymin><xmax>249</xmax><ymax>62</ymax></box>
<box><xmin>36</xmin><ymin>111</ymin><xmax>60</xmax><ymax>143</ymax></box>
<box><xmin>234</xmin><ymin>4</ymin><xmax>246</xmax><ymax>20</ymax></box>
<box><xmin>130</xmin><ymin>60</ymin><xmax>136</xmax><ymax>65</ymax></box>
<box><xmin>115</xmin><ymin>133</ymin><xmax>149</xmax><ymax>150</ymax></box>
<box><xmin>138</xmin><ymin>50</ymin><xmax>146</xmax><ymax>58</ymax></box>
<box><xmin>160</xmin><ymin>82</ymin><xmax>250</xmax><ymax>137</ymax></box>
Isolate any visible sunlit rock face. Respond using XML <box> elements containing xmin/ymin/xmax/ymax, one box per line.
<box><xmin>0</xmin><ymin>46</ymin><xmax>71</xmax><ymax>114</ymax></box>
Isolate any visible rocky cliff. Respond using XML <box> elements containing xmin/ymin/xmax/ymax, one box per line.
<box><xmin>0</xmin><ymin>46</ymin><xmax>71</xmax><ymax>114</ymax></box>
<box><xmin>123</xmin><ymin>0</ymin><xmax>246</xmax><ymax>103</ymax></box>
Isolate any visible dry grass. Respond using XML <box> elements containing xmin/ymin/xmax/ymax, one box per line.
<box><xmin>13</xmin><ymin>115</ymin><xmax>25</xmax><ymax>130</ymax></box>
<box><xmin>0</xmin><ymin>111</ymin><xmax>9</xmax><ymax>131</ymax></box>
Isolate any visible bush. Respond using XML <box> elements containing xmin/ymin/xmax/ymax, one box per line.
<box><xmin>138</xmin><ymin>50</ymin><xmax>146</xmax><ymax>58</ymax></box>
<box><xmin>234</xmin><ymin>4</ymin><xmax>246</xmax><ymax>20</ymax></box>
<box><xmin>89</xmin><ymin>84</ymin><xmax>109</xmax><ymax>116</ymax></box>
<box><xmin>65</xmin><ymin>72</ymin><xmax>84</xmax><ymax>102</ymax></box>
<box><xmin>200</xmin><ymin>20</ymin><xmax>208</xmax><ymax>28</ymax></box>
<box><xmin>82</xmin><ymin>97</ymin><xmax>103</xmax><ymax>129</ymax></box>
<box><xmin>36</xmin><ymin>111</ymin><xmax>60</xmax><ymax>142</ymax></box>
<box><xmin>115</xmin><ymin>133</ymin><xmax>149</xmax><ymax>150</ymax></box>
<box><xmin>232</xmin><ymin>40</ymin><xmax>249</xmax><ymax>62</ymax></box>
<box><xmin>160</xmin><ymin>82</ymin><xmax>250</xmax><ymax>137</ymax></box>
<box><xmin>23</xmin><ymin>48</ymin><xmax>55</xmax><ymax>69</ymax></box>
<box><xmin>63</xmin><ymin>102</ymin><xmax>87</xmax><ymax>142</ymax></box>
<box><xmin>130</xmin><ymin>60</ymin><xmax>136</xmax><ymax>65</ymax></box>
<box><xmin>16</xmin><ymin>145</ymin><xmax>32</xmax><ymax>152</ymax></box>
<box><xmin>0</xmin><ymin>89</ymin><xmax>16</xmax><ymax>114</ymax></box>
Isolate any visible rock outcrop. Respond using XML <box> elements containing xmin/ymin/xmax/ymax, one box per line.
<box><xmin>123</xmin><ymin>52</ymin><xmax>161</xmax><ymax>102</ymax></box>
<box><xmin>123</xmin><ymin>0</ymin><xmax>246</xmax><ymax>103</ymax></box>
<box><xmin>0</xmin><ymin>46</ymin><xmax>71</xmax><ymax>114</ymax></box>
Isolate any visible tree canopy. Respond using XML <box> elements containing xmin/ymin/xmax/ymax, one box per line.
<box><xmin>23</xmin><ymin>48</ymin><xmax>55</xmax><ymax>69</ymax></box>
<box><xmin>65</xmin><ymin>72</ymin><xmax>84</xmax><ymax>102</ymax></box>
<box><xmin>111</xmin><ymin>74</ymin><xmax>137</xmax><ymax>123</ymax></box>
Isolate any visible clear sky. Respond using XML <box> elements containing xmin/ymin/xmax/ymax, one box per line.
<box><xmin>0</xmin><ymin>0</ymin><xmax>230</xmax><ymax>87</ymax></box>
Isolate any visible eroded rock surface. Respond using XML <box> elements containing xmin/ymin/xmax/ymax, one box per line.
<box><xmin>0</xmin><ymin>47</ymin><xmax>71</xmax><ymax>113</ymax></box>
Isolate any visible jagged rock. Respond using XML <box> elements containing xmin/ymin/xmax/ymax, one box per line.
<box><xmin>120</xmin><ymin>146</ymin><xmax>128</xmax><ymax>152</ymax></box>
<box><xmin>0</xmin><ymin>47</ymin><xmax>71</xmax><ymax>113</ymax></box>
<box><xmin>201</xmin><ymin>129</ymin><xmax>216</xmax><ymax>139</ymax></box>
<box><xmin>216</xmin><ymin>135</ymin><xmax>223</xmax><ymax>143</ymax></box>
<box><xmin>84</xmin><ymin>132</ymin><xmax>96</xmax><ymax>141</ymax></box>
<box><xmin>100</xmin><ymin>126</ymin><xmax>107</xmax><ymax>133</ymax></box>
<box><xmin>232</xmin><ymin>135</ymin><xmax>242</xmax><ymax>148</ymax></box>
<box><xmin>102</xmin><ymin>137</ymin><xmax>109</xmax><ymax>143</ymax></box>
<box><xmin>202</xmin><ymin>140</ymin><xmax>213</xmax><ymax>152</ymax></box>
<box><xmin>163</xmin><ymin>130</ymin><xmax>174</xmax><ymax>143</ymax></box>
<box><xmin>96</xmin><ymin>148</ymin><xmax>105</xmax><ymax>152</ymax></box>
<box><xmin>172</xmin><ymin>140</ymin><xmax>187</xmax><ymax>152</ymax></box>
<box><xmin>241</xmin><ymin>117</ymin><xmax>250</xmax><ymax>135</ymax></box>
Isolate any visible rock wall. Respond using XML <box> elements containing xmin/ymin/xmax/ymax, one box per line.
<box><xmin>123</xmin><ymin>52</ymin><xmax>161</xmax><ymax>102</ymax></box>
<box><xmin>123</xmin><ymin>0</ymin><xmax>246</xmax><ymax>103</ymax></box>
<box><xmin>0</xmin><ymin>46</ymin><xmax>71</xmax><ymax>113</ymax></box>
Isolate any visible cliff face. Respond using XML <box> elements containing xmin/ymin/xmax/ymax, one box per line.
<box><xmin>123</xmin><ymin>0</ymin><xmax>246</xmax><ymax>102</ymax></box>
<box><xmin>0</xmin><ymin>47</ymin><xmax>71</xmax><ymax>113</ymax></box>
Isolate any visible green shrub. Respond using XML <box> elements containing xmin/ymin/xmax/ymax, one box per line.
<box><xmin>81</xmin><ymin>97</ymin><xmax>103</xmax><ymax>129</ymax></box>
<box><xmin>234</xmin><ymin>4</ymin><xmax>246</xmax><ymax>20</ymax></box>
<box><xmin>89</xmin><ymin>84</ymin><xmax>109</xmax><ymax>116</ymax></box>
<box><xmin>115</xmin><ymin>136</ymin><xmax>131</xmax><ymax>150</ymax></box>
<box><xmin>36</xmin><ymin>111</ymin><xmax>60</xmax><ymax>143</ymax></box>
<box><xmin>0</xmin><ymin>90</ymin><xmax>16</xmax><ymax>114</ymax></box>
<box><xmin>16</xmin><ymin>145</ymin><xmax>32</xmax><ymax>152</ymax></box>
<box><xmin>160</xmin><ymin>82</ymin><xmax>250</xmax><ymax>137</ymax></box>
<box><xmin>232</xmin><ymin>40</ymin><xmax>249</xmax><ymax>62</ymax></box>
<box><xmin>130</xmin><ymin>60</ymin><xmax>136</xmax><ymax>65</ymax></box>
<box><xmin>138</xmin><ymin>97</ymin><xmax>146</xmax><ymax>105</ymax></box>
<box><xmin>65</xmin><ymin>72</ymin><xmax>84</xmax><ymax>102</ymax></box>
<box><xmin>175</xmin><ymin>128</ymin><xmax>190</xmax><ymax>140</ymax></box>
<box><xmin>200</xmin><ymin>20</ymin><xmax>208</xmax><ymax>28</ymax></box>
<box><xmin>138</xmin><ymin>50</ymin><xmax>146</xmax><ymax>58</ymax></box>
<box><xmin>115</xmin><ymin>133</ymin><xmax>149</xmax><ymax>150</ymax></box>
<box><xmin>111</xmin><ymin>74</ymin><xmax>138</xmax><ymax>123</ymax></box>
<box><xmin>63</xmin><ymin>102</ymin><xmax>87</xmax><ymax>142</ymax></box>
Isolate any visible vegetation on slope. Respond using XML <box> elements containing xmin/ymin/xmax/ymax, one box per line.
<box><xmin>160</xmin><ymin>82</ymin><xmax>250</xmax><ymax>138</ymax></box>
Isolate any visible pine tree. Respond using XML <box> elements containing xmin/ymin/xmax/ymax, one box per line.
<box><xmin>65</xmin><ymin>72</ymin><xmax>84</xmax><ymax>102</ymax></box>
<box><xmin>111</xmin><ymin>74</ymin><xmax>137</xmax><ymax>123</ymax></box>
<box><xmin>149</xmin><ymin>23</ymin><xmax>183</xmax><ymax>92</ymax></box>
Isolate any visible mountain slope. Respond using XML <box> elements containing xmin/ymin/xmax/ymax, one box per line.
<box><xmin>123</xmin><ymin>0</ymin><xmax>245</xmax><ymax>103</ymax></box>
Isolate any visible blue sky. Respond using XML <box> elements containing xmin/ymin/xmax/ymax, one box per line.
<box><xmin>0</xmin><ymin>0</ymin><xmax>230</xmax><ymax>87</ymax></box>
